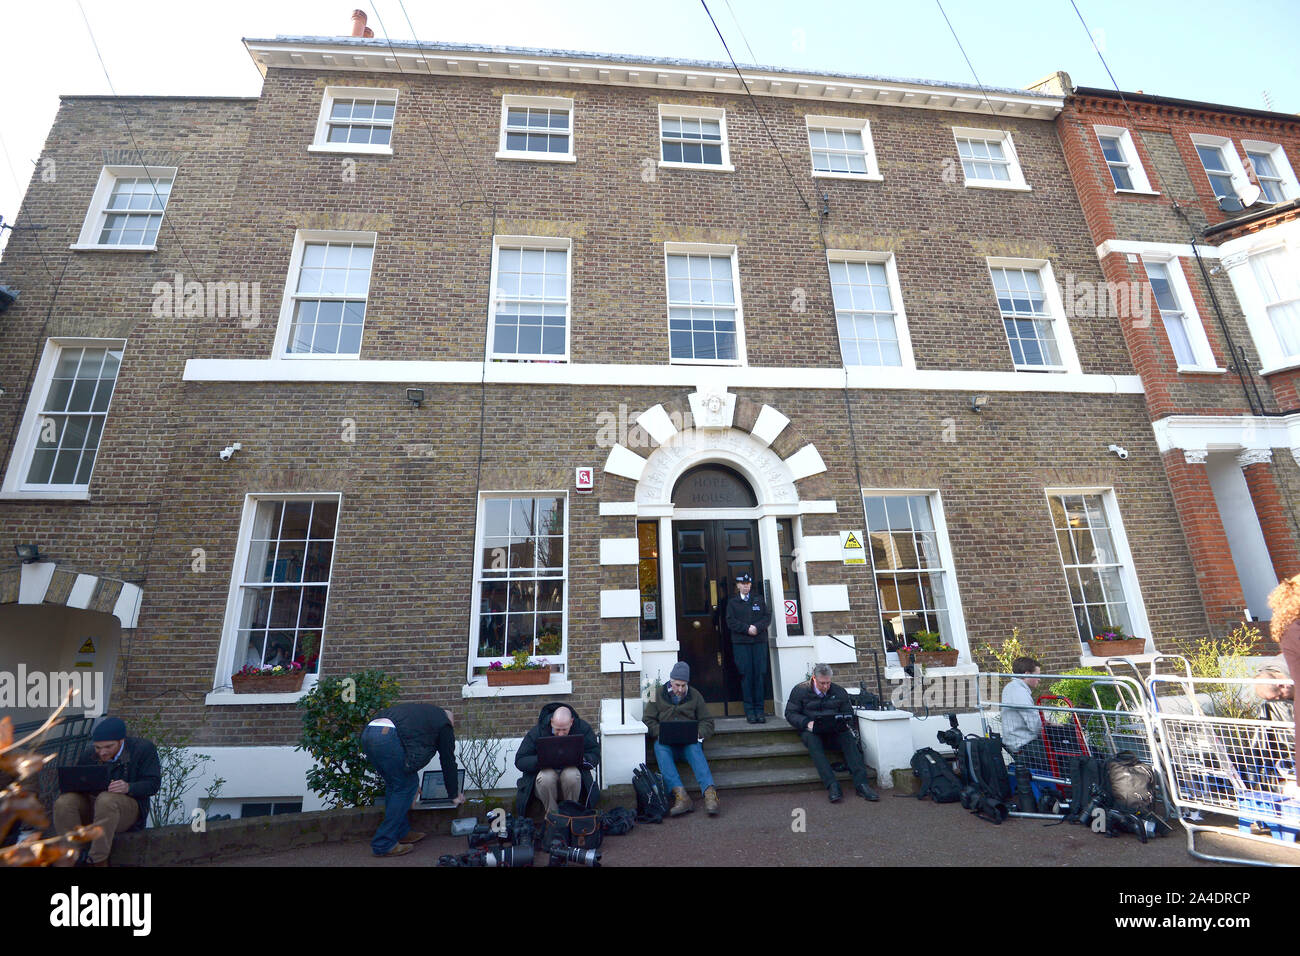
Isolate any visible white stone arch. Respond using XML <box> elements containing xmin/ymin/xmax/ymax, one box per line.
<box><xmin>6</xmin><ymin>561</ymin><xmax>143</xmax><ymax>629</ymax></box>
<box><xmin>635</xmin><ymin>428</ymin><xmax>800</xmax><ymax>510</ymax></box>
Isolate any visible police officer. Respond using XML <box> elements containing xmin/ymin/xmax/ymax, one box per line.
<box><xmin>725</xmin><ymin>573</ymin><xmax>772</xmax><ymax>723</ymax></box>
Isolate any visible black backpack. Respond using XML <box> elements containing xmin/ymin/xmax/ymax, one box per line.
<box><xmin>911</xmin><ymin>748</ymin><xmax>962</xmax><ymax>803</ymax></box>
<box><xmin>957</xmin><ymin>735</ymin><xmax>1011</xmax><ymax>824</ymax></box>
<box><xmin>632</xmin><ymin>763</ymin><xmax>670</xmax><ymax>823</ymax></box>
<box><xmin>599</xmin><ymin>806</ymin><xmax>636</xmax><ymax>836</ymax></box>
<box><xmin>959</xmin><ymin>735</ymin><xmax>1012</xmax><ymax>801</ymax></box>
<box><xmin>1105</xmin><ymin>752</ymin><xmax>1156</xmax><ymax>815</ymax></box>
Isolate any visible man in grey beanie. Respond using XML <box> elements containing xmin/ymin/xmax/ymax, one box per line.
<box><xmin>53</xmin><ymin>716</ymin><xmax>160</xmax><ymax>866</ymax></box>
<box><xmin>643</xmin><ymin>661</ymin><xmax>720</xmax><ymax>816</ymax></box>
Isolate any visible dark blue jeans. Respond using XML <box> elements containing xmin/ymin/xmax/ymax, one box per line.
<box><xmin>362</xmin><ymin>724</ymin><xmax>418</xmax><ymax>855</ymax></box>
<box><xmin>733</xmin><ymin>642</ymin><xmax>769</xmax><ymax>716</ymax></box>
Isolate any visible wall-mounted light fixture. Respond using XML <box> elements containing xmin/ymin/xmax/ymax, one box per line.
<box><xmin>406</xmin><ymin>387</ymin><xmax>425</xmax><ymax>408</ymax></box>
<box><xmin>970</xmin><ymin>394</ymin><xmax>990</xmax><ymax>413</ymax></box>
<box><xmin>15</xmin><ymin>543</ymin><xmax>41</xmax><ymax>563</ymax></box>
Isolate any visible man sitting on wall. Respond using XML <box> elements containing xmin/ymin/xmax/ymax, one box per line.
<box><xmin>514</xmin><ymin>703</ymin><xmax>600</xmax><ymax>817</ymax></box>
<box><xmin>643</xmin><ymin>661</ymin><xmax>719</xmax><ymax>816</ymax></box>
<box><xmin>361</xmin><ymin>702</ymin><xmax>464</xmax><ymax>858</ymax></box>
<box><xmin>1000</xmin><ymin>657</ymin><xmax>1047</xmax><ymax>811</ymax></box>
<box><xmin>785</xmin><ymin>663</ymin><xmax>878</xmax><ymax>803</ymax></box>
<box><xmin>53</xmin><ymin>716</ymin><xmax>160</xmax><ymax>867</ymax></box>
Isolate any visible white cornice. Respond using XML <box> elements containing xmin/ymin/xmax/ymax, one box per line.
<box><xmin>183</xmin><ymin>358</ymin><xmax>1137</xmax><ymax>394</ymax></box>
<box><xmin>243</xmin><ymin>38</ymin><xmax>1062</xmax><ymax>120</ymax></box>
<box><xmin>1150</xmin><ymin>413</ymin><xmax>1299</xmax><ymax>454</ymax></box>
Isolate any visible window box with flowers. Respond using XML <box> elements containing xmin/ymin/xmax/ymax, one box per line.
<box><xmin>231</xmin><ymin>662</ymin><xmax>306</xmax><ymax>694</ymax></box>
<box><xmin>900</xmin><ymin>631</ymin><xmax>959</xmax><ymax>668</ymax></box>
<box><xmin>1086</xmin><ymin>625</ymin><xmax>1144</xmax><ymax>658</ymax></box>
<box><xmin>485</xmin><ymin>649</ymin><xmax>554</xmax><ymax>687</ymax></box>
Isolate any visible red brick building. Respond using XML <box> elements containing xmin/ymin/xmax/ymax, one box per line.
<box><xmin>0</xmin><ymin>29</ymin><xmax>1228</xmax><ymax>809</ymax></box>
<box><xmin>1035</xmin><ymin>72</ymin><xmax>1300</xmax><ymax>634</ymax></box>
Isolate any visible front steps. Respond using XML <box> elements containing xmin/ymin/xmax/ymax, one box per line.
<box><xmin>647</xmin><ymin>716</ymin><xmax>875</xmax><ymax>795</ymax></box>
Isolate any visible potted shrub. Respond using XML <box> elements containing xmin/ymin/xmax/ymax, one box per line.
<box><xmin>485</xmin><ymin>649</ymin><xmax>553</xmax><ymax>687</ymax></box>
<box><xmin>901</xmin><ymin>631</ymin><xmax>959</xmax><ymax>668</ymax></box>
<box><xmin>232</xmin><ymin>661</ymin><xmax>305</xmax><ymax>693</ymax></box>
<box><xmin>1086</xmin><ymin>625</ymin><xmax>1145</xmax><ymax>658</ymax></box>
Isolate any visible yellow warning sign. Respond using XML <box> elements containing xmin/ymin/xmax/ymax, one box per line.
<box><xmin>839</xmin><ymin>530</ymin><xmax>866</xmax><ymax>565</ymax></box>
<box><xmin>78</xmin><ymin>638</ymin><xmax>96</xmax><ymax>654</ymax></box>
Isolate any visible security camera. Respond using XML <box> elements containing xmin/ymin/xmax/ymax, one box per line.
<box><xmin>1108</xmin><ymin>444</ymin><xmax>1129</xmax><ymax>460</ymax></box>
<box><xmin>219</xmin><ymin>442</ymin><xmax>243</xmax><ymax>462</ymax></box>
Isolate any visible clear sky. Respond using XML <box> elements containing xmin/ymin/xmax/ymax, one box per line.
<box><xmin>1</xmin><ymin>0</ymin><xmax>1297</xmax><ymax>250</ymax></box>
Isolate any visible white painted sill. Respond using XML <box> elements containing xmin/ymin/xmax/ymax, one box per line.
<box><xmin>1176</xmin><ymin>365</ymin><xmax>1228</xmax><ymax>376</ymax></box>
<box><xmin>494</xmin><ymin>151</ymin><xmax>576</xmax><ymax>164</ymax></box>
<box><xmin>69</xmin><ymin>244</ymin><xmax>157</xmax><ymax>252</ymax></box>
<box><xmin>308</xmin><ymin>144</ymin><xmax>393</xmax><ymax>157</ymax></box>
<box><xmin>963</xmin><ymin>181</ymin><xmax>1032</xmax><ymax>192</ymax></box>
<box><xmin>812</xmin><ymin>171</ymin><xmax>883</xmax><ymax>182</ymax></box>
<box><xmin>669</xmin><ymin>358</ymin><xmax>745</xmax><ymax>367</ymax></box>
<box><xmin>1259</xmin><ymin>358</ymin><xmax>1300</xmax><ymax>377</ymax></box>
<box><xmin>0</xmin><ymin>490</ymin><xmax>92</xmax><ymax>501</ymax></box>
<box><xmin>885</xmin><ymin>661</ymin><xmax>978</xmax><ymax>681</ymax></box>
<box><xmin>462</xmin><ymin>678</ymin><xmax>574</xmax><ymax>698</ymax></box>
<box><xmin>1079</xmin><ymin>650</ymin><xmax>1156</xmax><ymax>667</ymax></box>
<box><xmin>657</xmin><ymin>160</ymin><xmax>736</xmax><ymax>173</ymax></box>
<box><xmin>1115</xmin><ymin>188</ymin><xmax>1161</xmax><ymax>196</ymax></box>
<box><xmin>205</xmin><ymin>689</ymin><xmax>311</xmax><ymax>706</ymax></box>
<box><xmin>279</xmin><ymin>351</ymin><xmax>362</xmax><ymax>361</ymax></box>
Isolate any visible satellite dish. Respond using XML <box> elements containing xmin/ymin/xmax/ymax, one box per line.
<box><xmin>1217</xmin><ymin>195</ymin><xmax>1244</xmax><ymax>213</ymax></box>
<box><xmin>1239</xmin><ymin>183</ymin><xmax>1264</xmax><ymax>207</ymax></box>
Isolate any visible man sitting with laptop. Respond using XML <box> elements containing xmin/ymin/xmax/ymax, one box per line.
<box><xmin>514</xmin><ymin>703</ymin><xmax>600</xmax><ymax>816</ymax></box>
<box><xmin>52</xmin><ymin>716</ymin><xmax>160</xmax><ymax>866</ymax></box>
<box><xmin>785</xmin><ymin>663</ymin><xmax>878</xmax><ymax>803</ymax></box>
<box><xmin>643</xmin><ymin>661</ymin><xmax>719</xmax><ymax>817</ymax></box>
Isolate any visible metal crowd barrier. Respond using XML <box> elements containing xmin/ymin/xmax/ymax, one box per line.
<box><xmin>1147</xmin><ymin>674</ymin><xmax>1297</xmax><ymax>867</ymax></box>
<box><xmin>976</xmin><ymin>670</ymin><xmax>1165</xmax><ymax>815</ymax></box>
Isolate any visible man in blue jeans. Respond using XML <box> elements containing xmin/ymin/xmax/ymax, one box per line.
<box><xmin>643</xmin><ymin>662</ymin><xmax>719</xmax><ymax>816</ymax></box>
<box><xmin>361</xmin><ymin>702</ymin><xmax>463</xmax><ymax>858</ymax></box>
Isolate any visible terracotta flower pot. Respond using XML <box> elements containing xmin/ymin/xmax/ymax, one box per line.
<box><xmin>486</xmin><ymin>668</ymin><xmax>551</xmax><ymax>687</ymax></box>
<box><xmin>902</xmin><ymin>649</ymin><xmax>959</xmax><ymax>668</ymax></box>
<box><xmin>1087</xmin><ymin>638</ymin><xmax>1145</xmax><ymax>657</ymax></box>
<box><xmin>232</xmin><ymin>672</ymin><xmax>305</xmax><ymax>693</ymax></box>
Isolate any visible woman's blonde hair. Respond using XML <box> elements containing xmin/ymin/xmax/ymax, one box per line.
<box><xmin>1268</xmin><ymin>573</ymin><xmax>1300</xmax><ymax>641</ymax></box>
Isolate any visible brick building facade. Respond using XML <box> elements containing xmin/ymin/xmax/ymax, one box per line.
<box><xmin>0</xmin><ymin>32</ymin><xmax>1233</xmax><ymax>809</ymax></box>
<box><xmin>1034</xmin><ymin>72</ymin><xmax>1300</xmax><ymax>634</ymax></box>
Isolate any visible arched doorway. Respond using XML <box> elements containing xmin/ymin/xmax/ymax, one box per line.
<box><xmin>670</xmin><ymin>464</ymin><xmax>773</xmax><ymax>713</ymax></box>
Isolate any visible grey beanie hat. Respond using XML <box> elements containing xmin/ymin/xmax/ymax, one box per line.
<box><xmin>669</xmin><ymin>661</ymin><xmax>690</xmax><ymax>682</ymax></box>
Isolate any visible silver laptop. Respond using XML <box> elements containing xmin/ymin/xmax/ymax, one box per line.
<box><xmin>415</xmin><ymin>768</ymin><xmax>465</xmax><ymax>808</ymax></box>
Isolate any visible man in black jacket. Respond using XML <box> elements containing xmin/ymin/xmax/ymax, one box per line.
<box><xmin>362</xmin><ymin>702</ymin><xmax>463</xmax><ymax>858</ymax></box>
<box><xmin>785</xmin><ymin>664</ymin><xmax>878</xmax><ymax>803</ymax></box>
<box><xmin>514</xmin><ymin>702</ymin><xmax>600</xmax><ymax>816</ymax></box>
<box><xmin>52</xmin><ymin>716</ymin><xmax>161</xmax><ymax>866</ymax></box>
<box><xmin>725</xmin><ymin>573</ymin><xmax>772</xmax><ymax>723</ymax></box>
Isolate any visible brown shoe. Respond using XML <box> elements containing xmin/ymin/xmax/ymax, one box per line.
<box><xmin>398</xmin><ymin>831</ymin><xmax>427</xmax><ymax>845</ymax></box>
<box><xmin>669</xmin><ymin>786</ymin><xmax>693</xmax><ymax>816</ymax></box>
<box><xmin>703</xmin><ymin>786</ymin><xmax>720</xmax><ymax>816</ymax></box>
<box><xmin>376</xmin><ymin>843</ymin><xmax>414</xmax><ymax>858</ymax></box>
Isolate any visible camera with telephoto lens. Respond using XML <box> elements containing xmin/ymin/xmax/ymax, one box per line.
<box><xmin>467</xmin><ymin>814</ymin><xmax>536</xmax><ymax>850</ymax></box>
<box><xmin>936</xmin><ymin>713</ymin><xmax>963</xmax><ymax>750</ymax></box>
<box><xmin>548</xmin><ymin>841</ymin><xmax>601</xmax><ymax>867</ymax></box>
<box><xmin>482</xmin><ymin>843</ymin><xmax>535</xmax><ymax>867</ymax></box>
<box><xmin>1105</xmin><ymin>809</ymin><xmax>1155</xmax><ymax>843</ymax></box>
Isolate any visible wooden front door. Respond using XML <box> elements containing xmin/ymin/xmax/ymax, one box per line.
<box><xmin>672</xmin><ymin>518</ymin><xmax>768</xmax><ymax>711</ymax></box>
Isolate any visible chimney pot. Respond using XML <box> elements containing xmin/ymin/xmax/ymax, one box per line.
<box><xmin>351</xmin><ymin>10</ymin><xmax>368</xmax><ymax>37</ymax></box>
